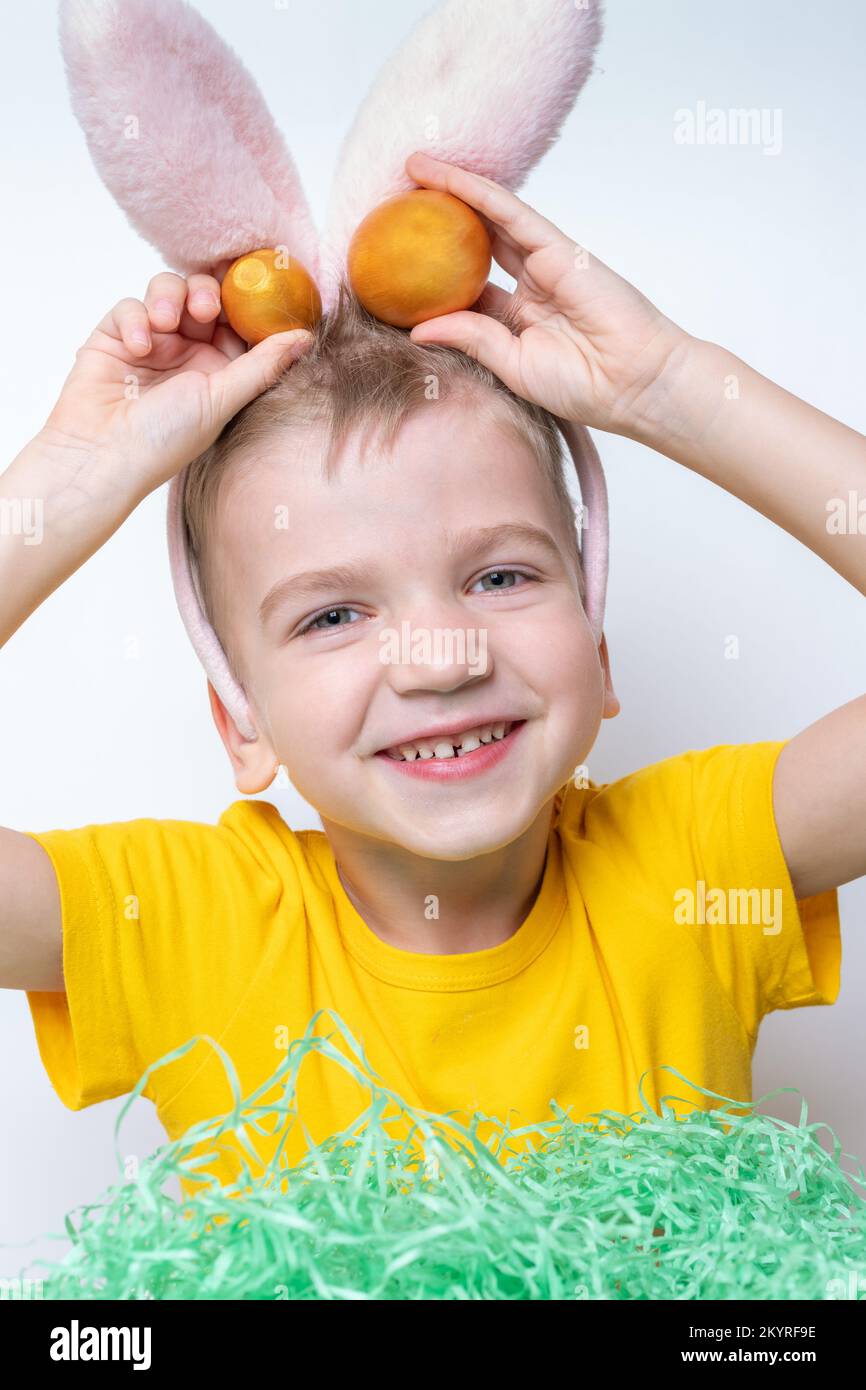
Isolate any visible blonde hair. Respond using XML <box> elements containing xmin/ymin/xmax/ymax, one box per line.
<box><xmin>180</xmin><ymin>279</ymin><xmax>584</xmax><ymax>681</ymax></box>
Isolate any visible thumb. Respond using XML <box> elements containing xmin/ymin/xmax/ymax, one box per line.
<box><xmin>410</xmin><ymin>311</ymin><xmax>518</xmax><ymax>385</ymax></box>
<box><xmin>208</xmin><ymin>329</ymin><xmax>314</xmax><ymax>425</ymax></box>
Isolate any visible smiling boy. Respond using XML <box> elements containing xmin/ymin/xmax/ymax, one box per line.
<box><xmin>2</xmin><ymin>154</ymin><xmax>863</xmax><ymax>1193</ymax></box>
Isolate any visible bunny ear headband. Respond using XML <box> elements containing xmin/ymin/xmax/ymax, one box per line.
<box><xmin>59</xmin><ymin>0</ymin><xmax>608</xmax><ymax>742</ymax></box>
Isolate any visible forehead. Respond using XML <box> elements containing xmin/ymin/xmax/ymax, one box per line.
<box><xmin>212</xmin><ymin>398</ymin><xmax>566</xmax><ymax>598</ymax></box>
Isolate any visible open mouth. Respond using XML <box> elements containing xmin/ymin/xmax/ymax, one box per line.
<box><xmin>378</xmin><ymin>719</ymin><xmax>525</xmax><ymax>763</ymax></box>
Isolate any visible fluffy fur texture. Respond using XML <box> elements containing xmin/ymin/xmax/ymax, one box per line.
<box><xmin>58</xmin><ymin>0</ymin><xmax>320</xmax><ymax>277</ymax></box>
<box><xmin>60</xmin><ymin>0</ymin><xmax>608</xmax><ymax>743</ymax></box>
<box><xmin>318</xmin><ymin>0</ymin><xmax>602</xmax><ymax>310</ymax></box>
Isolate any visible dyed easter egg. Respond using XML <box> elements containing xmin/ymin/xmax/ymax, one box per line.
<box><xmin>347</xmin><ymin>190</ymin><xmax>492</xmax><ymax>328</ymax></box>
<box><xmin>221</xmin><ymin>249</ymin><xmax>322</xmax><ymax>345</ymax></box>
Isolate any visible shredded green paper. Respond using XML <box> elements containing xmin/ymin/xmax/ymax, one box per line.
<box><xmin>17</xmin><ymin>1010</ymin><xmax>866</xmax><ymax>1299</ymax></box>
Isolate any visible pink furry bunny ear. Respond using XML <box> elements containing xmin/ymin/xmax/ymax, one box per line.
<box><xmin>318</xmin><ymin>0</ymin><xmax>602</xmax><ymax>308</ymax></box>
<box><xmin>58</xmin><ymin>0</ymin><xmax>319</xmax><ymax>278</ymax></box>
<box><xmin>60</xmin><ymin>0</ymin><xmax>608</xmax><ymax>745</ymax></box>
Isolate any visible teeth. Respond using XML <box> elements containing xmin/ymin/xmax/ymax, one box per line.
<box><xmin>385</xmin><ymin>721</ymin><xmax>516</xmax><ymax>761</ymax></box>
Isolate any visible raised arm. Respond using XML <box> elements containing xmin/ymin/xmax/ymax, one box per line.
<box><xmin>630</xmin><ymin>337</ymin><xmax>866</xmax><ymax>900</ymax></box>
<box><xmin>403</xmin><ymin>151</ymin><xmax>866</xmax><ymax>901</ymax></box>
<box><xmin>1</xmin><ymin>273</ymin><xmax>313</xmax><ymax>990</ymax></box>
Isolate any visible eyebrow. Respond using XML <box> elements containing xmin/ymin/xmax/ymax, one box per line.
<box><xmin>257</xmin><ymin>522</ymin><xmax>564</xmax><ymax>627</ymax></box>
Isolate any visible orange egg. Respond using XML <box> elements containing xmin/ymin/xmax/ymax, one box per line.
<box><xmin>220</xmin><ymin>249</ymin><xmax>322</xmax><ymax>345</ymax></box>
<box><xmin>347</xmin><ymin>189</ymin><xmax>492</xmax><ymax>328</ymax></box>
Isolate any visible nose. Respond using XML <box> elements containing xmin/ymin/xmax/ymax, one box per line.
<box><xmin>379</xmin><ymin>607</ymin><xmax>492</xmax><ymax>695</ymax></box>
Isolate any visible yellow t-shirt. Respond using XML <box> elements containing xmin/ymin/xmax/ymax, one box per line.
<box><xmin>25</xmin><ymin>740</ymin><xmax>841</xmax><ymax>1196</ymax></box>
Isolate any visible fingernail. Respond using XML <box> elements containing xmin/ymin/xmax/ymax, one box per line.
<box><xmin>153</xmin><ymin>299</ymin><xmax>178</xmax><ymax>322</ymax></box>
<box><xmin>131</xmin><ymin>330</ymin><xmax>150</xmax><ymax>349</ymax></box>
<box><xmin>192</xmin><ymin>293</ymin><xmax>220</xmax><ymax>314</ymax></box>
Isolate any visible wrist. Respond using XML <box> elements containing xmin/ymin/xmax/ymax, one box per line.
<box><xmin>4</xmin><ymin>431</ymin><xmax>146</xmax><ymax>562</ymax></box>
<box><xmin>615</xmin><ymin>334</ymin><xmax>738</xmax><ymax>461</ymax></box>
<box><xmin>26</xmin><ymin>426</ymin><xmax>150</xmax><ymax>515</ymax></box>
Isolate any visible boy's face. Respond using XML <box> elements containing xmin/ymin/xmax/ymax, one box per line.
<box><xmin>209</xmin><ymin>397</ymin><xmax>618</xmax><ymax>859</ymax></box>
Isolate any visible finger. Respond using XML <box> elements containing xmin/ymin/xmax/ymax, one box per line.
<box><xmin>100</xmin><ymin>297</ymin><xmax>152</xmax><ymax>356</ymax></box>
<box><xmin>178</xmin><ymin>303</ymin><xmax>219</xmax><ymax>343</ymax></box>
<box><xmin>207</xmin><ymin>330</ymin><xmax>314</xmax><ymax>426</ymax></box>
<box><xmin>185</xmin><ymin>273</ymin><xmax>222</xmax><ymax>323</ymax></box>
<box><xmin>211</xmin><ymin>322</ymin><xmax>247</xmax><ymax>361</ymax></box>
<box><xmin>410</xmin><ymin>309</ymin><xmax>519</xmax><ymax>385</ymax></box>
<box><xmin>405</xmin><ymin>151</ymin><xmax>564</xmax><ymax>254</ymax></box>
<box><xmin>176</xmin><ymin>274</ymin><xmax>222</xmax><ymax>342</ymax></box>
<box><xmin>475</xmin><ymin>209</ymin><xmax>523</xmax><ymax>259</ymax></box>
<box><xmin>488</xmin><ymin>229</ymin><xmax>525</xmax><ymax>283</ymax></box>
<box><xmin>143</xmin><ymin>271</ymin><xmax>188</xmax><ymax>332</ymax></box>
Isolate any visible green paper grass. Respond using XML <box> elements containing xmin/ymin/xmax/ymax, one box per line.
<box><xmin>17</xmin><ymin>1009</ymin><xmax>866</xmax><ymax>1300</ymax></box>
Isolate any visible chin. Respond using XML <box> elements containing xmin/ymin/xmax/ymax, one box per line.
<box><xmin>389</xmin><ymin>805</ymin><xmax>542</xmax><ymax>861</ymax></box>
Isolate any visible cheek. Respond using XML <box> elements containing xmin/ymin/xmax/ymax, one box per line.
<box><xmin>511</xmin><ymin>605</ymin><xmax>598</xmax><ymax>698</ymax></box>
<box><xmin>261</xmin><ymin>649</ymin><xmax>364</xmax><ymax>756</ymax></box>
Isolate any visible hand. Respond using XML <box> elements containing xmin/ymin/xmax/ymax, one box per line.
<box><xmin>39</xmin><ymin>271</ymin><xmax>314</xmax><ymax>499</ymax></box>
<box><xmin>405</xmin><ymin>151</ymin><xmax>691</xmax><ymax>437</ymax></box>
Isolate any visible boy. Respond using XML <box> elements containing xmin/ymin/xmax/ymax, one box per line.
<box><xmin>2</xmin><ymin>154</ymin><xmax>862</xmax><ymax>1194</ymax></box>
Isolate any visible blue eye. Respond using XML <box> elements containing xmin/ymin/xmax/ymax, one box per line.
<box><xmin>471</xmin><ymin>569</ymin><xmax>531</xmax><ymax>592</ymax></box>
<box><xmin>299</xmin><ymin>606</ymin><xmax>362</xmax><ymax>635</ymax></box>
<box><xmin>297</xmin><ymin>571</ymin><xmax>533</xmax><ymax>637</ymax></box>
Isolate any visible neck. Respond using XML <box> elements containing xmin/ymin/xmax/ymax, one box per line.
<box><xmin>321</xmin><ymin>799</ymin><xmax>556</xmax><ymax>954</ymax></box>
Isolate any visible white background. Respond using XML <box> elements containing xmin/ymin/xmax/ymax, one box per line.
<box><xmin>1</xmin><ymin>0</ymin><xmax>864</xmax><ymax>1280</ymax></box>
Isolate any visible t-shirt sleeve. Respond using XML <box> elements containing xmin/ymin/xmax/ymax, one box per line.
<box><xmin>23</xmin><ymin>812</ymin><xmax>284</xmax><ymax>1111</ymax></box>
<box><xmin>684</xmin><ymin>740</ymin><xmax>841</xmax><ymax>1035</ymax></box>
<box><xmin>572</xmin><ymin>740</ymin><xmax>842</xmax><ymax>1045</ymax></box>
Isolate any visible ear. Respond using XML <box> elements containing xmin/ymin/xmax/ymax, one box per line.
<box><xmin>207</xmin><ymin>681</ymin><xmax>278</xmax><ymax>795</ymax></box>
<box><xmin>598</xmin><ymin>632</ymin><xmax>620</xmax><ymax>720</ymax></box>
<box><xmin>59</xmin><ymin>0</ymin><xmax>320</xmax><ymax>278</ymax></box>
<box><xmin>319</xmin><ymin>0</ymin><xmax>603</xmax><ymax>310</ymax></box>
